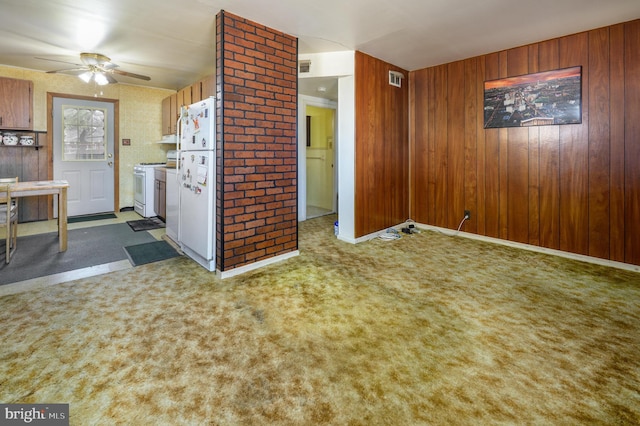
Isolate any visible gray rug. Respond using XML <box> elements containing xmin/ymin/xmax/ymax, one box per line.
<box><xmin>0</xmin><ymin>223</ymin><xmax>156</xmax><ymax>285</ymax></box>
<box><xmin>124</xmin><ymin>240</ymin><xmax>180</xmax><ymax>266</ymax></box>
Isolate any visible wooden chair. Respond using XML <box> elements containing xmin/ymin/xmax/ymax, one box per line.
<box><xmin>0</xmin><ymin>177</ymin><xmax>19</xmax><ymax>263</ymax></box>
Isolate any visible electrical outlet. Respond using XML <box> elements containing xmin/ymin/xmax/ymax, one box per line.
<box><xmin>464</xmin><ymin>210</ymin><xmax>471</xmax><ymax>220</ymax></box>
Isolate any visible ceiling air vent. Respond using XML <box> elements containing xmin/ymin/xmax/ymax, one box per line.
<box><xmin>389</xmin><ymin>70</ymin><xmax>404</xmax><ymax>88</ymax></box>
<box><xmin>299</xmin><ymin>60</ymin><xmax>311</xmax><ymax>73</ymax></box>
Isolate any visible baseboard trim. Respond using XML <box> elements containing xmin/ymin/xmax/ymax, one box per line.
<box><xmin>416</xmin><ymin>223</ymin><xmax>640</xmax><ymax>274</ymax></box>
<box><xmin>217</xmin><ymin>250</ymin><xmax>300</xmax><ymax>279</ymax></box>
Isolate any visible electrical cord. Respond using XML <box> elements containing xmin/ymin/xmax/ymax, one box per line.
<box><xmin>378</xmin><ymin>228</ymin><xmax>401</xmax><ymax>240</ymax></box>
<box><xmin>434</xmin><ymin>215</ymin><xmax>469</xmax><ymax>237</ymax></box>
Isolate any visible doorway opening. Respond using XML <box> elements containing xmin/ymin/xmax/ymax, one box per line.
<box><xmin>299</xmin><ymin>95</ymin><xmax>337</xmax><ymax>221</ymax></box>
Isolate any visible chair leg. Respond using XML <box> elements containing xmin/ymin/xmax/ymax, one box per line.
<box><xmin>6</xmin><ymin>220</ymin><xmax>17</xmax><ymax>264</ymax></box>
<box><xmin>5</xmin><ymin>222</ymin><xmax>9</xmax><ymax>264</ymax></box>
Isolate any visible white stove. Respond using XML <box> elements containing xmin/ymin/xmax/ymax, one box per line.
<box><xmin>134</xmin><ymin>163</ymin><xmax>165</xmax><ymax>217</ymax></box>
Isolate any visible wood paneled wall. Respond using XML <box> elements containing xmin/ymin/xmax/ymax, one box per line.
<box><xmin>410</xmin><ymin>19</ymin><xmax>640</xmax><ymax>266</ymax></box>
<box><xmin>355</xmin><ymin>52</ymin><xmax>409</xmax><ymax>236</ymax></box>
<box><xmin>0</xmin><ymin>133</ymin><xmax>48</xmax><ymax>222</ymax></box>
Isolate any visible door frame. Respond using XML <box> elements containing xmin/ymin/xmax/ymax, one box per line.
<box><xmin>46</xmin><ymin>92</ymin><xmax>120</xmax><ymax>218</ymax></box>
<box><xmin>298</xmin><ymin>94</ymin><xmax>337</xmax><ymax>221</ymax></box>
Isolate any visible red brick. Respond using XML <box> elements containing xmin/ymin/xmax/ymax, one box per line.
<box><xmin>224</xmin><ymin>175</ymin><xmax>245</xmax><ymax>183</ymax></box>
<box><xmin>235</xmin><ymin>182</ymin><xmax>256</xmax><ymax>191</ymax></box>
<box><xmin>266</xmin><ymin>230</ymin><xmax>283</xmax><ymax>240</ymax></box>
<box><xmin>266</xmin><ymin>245</ymin><xmax>285</xmax><ymax>255</ymax></box>
<box><xmin>246</xmin><ymin>249</ymin><xmax>266</xmax><ymax>261</ymax></box>
<box><xmin>246</xmin><ymin>204</ymin><xmax>266</xmax><ymax>213</ymax></box>
<box><xmin>245</xmin><ymin>219</ymin><xmax>266</xmax><ymax>229</ymax></box>
<box><xmin>235</xmin><ymin>229</ymin><xmax>256</xmax><ymax>239</ymax></box>
<box><xmin>267</xmin><ymin>216</ymin><xmax>284</xmax><ymax>225</ymax></box>
<box><xmin>256</xmin><ymin>210</ymin><xmax>274</xmax><ymax>219</ymax></box>
<box><xmin>256</xmin><ymin>240</ymin><xmax>275</xmax><ymax>250</ymax></box>
<box><xmin>246</xmin><ymin>234</ymin><xmax>266</xmax><ymax>244</ymax></box>
<box><xmin>234</xmin><ymin>244</ymin><xmax>257</xmax><ymax>256</ymax></box>
<box><xmin>245</xmin><ymin>189</ymin><xmax>266</xmax><ymax>197</ymax></box>
<box><xmin>234</xmin><ymin>166</ymin><xmax>255</xmax><ymax>174</ymax></box>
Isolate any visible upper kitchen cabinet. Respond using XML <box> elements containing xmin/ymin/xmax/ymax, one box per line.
<box><xmin>0</xmin><ymin>77</ymin><xmax>33</xmax><ymax>130</ymax></box>
<box><xmin>200</xmin><ymin>74</ymin><xmax>215</xmax><ymax>99</ymax></box>
<box><xmin>191</xmin><ymin>80</ymin><xmax>202</xmax><ymax>102</ymax></box>
<box><xmin>160</xmin><ymin>74</ymin><xmax>214</xmax><ymax>136</ymax></box>
<box><xmin>178</xmin><ymin>86</ymin><xmax>191</xmax><ymax>110</ymax></box>
<box><xmin>161</xmin><ymin>93</ymin><xmax>177</xmax><ymax>135</ymax></box>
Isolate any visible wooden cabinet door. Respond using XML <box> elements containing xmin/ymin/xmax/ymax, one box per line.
<box><xmin>201</xmin><ymin>75</ymin><xmax>215</xmax><ymax>99</ymax></box>
<box><xmin>178</xmin><ymin>86</ymin><xmax>192</xmax><ymax>108</ymax></box>
<box><xmin>0</xmin><ymin>77</ymin><xmax>33</xmax><ymax>130</ymax></box>
<box><xmin>154</xmin><ymin>179</ymin><xmax>161</xmax><ymax>217</ymax></box>
<box><xmin>191</xmin><ymin>81</ymin><xmax>202</xmax><ymax>103</ymax></box>
<box><xmin>158</xmin><ymin>180</ymin><xmax>166</xmax><ymax>219</ymax></box>
<box><xmin>161</xmin><ymin>95</ymin><xmax>172</xmax><ymax>135</ymax></box>
<box><xmin>161</xmin><ymin>93</ymin><xmax>178</xmax><ymax>135</ymax></box>
<box><xmin>170</xmin><ymin>94</ymin><xmax>177</xmax><ymax>134</ymax></box>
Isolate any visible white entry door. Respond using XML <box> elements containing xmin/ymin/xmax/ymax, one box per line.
<box><xmin>53</xmin><ymin>97</ymin><xmax>115</xmax><ymax>216</ymax></box>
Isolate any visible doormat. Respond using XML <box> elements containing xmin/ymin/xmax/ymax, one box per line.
<box><xmin>126</xmin><ymin>217</ymin><xmax>165</xmax><ymax>232</ymax></box>
<box><xmin>68</xmin><ymin>213</ymin><xmax>117</xmax><ymax>223</ymax></box>
<box><xmin>124</xmin><ymin>240</ymin><xmax>180</xmax><ymax>266</ymax></box>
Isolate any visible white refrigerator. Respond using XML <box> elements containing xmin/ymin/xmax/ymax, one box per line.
<box><xmin>177</xmin><ymin>97</ymin><xmax>216</xmax><ymax>271</ymax></box>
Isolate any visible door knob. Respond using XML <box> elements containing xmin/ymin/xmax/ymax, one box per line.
<box><xmin>108</xmin><ymin>161</ymin><xmax>113</xmax><ymax>167</ymax></box>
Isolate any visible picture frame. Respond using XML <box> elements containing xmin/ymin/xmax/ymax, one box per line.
<box><xmin>122</xmin><ymin>138</ymin><xmax>131</xmax><ymax>146</ymax></box>
<box><xmin>483</xmin><ymin>66</ymin><xmax>582</xmax><ymax>129</ymax></box>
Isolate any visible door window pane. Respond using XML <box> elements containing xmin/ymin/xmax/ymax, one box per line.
<box><xmin>61</xmin><ymin>105</ymin><xmax>107</xmax><ymax>161</ymax></box>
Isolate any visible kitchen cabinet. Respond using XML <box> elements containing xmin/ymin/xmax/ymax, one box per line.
<box><xmin>200</xmin><ymin>74</ymin><xmax>215</xmax><ymax>99</ymax></box>
<box><xmin>160</xmin><ymin>74</ymin><xmax>213</xmax><ymax>136</ymax></box>
<box><xmin>154</xmin><ymin>167</ymin><xmax>166</xmax><ymax>220</ymax></box>
<box><xmin>161</xmin><ymin>93</ymin><xmax>177</xmax><ymax>135</ymax></box>
<box><xmin>178</xmin><ymin>86</ymin><xmax>192</xmax><ymax>110</ymax></box>
<box><xmin>0</xmin><ymin>77</ymin><xmax>33</xmax><ymax>130</ymax></box>
<box><xmin>191</xmin><ymin>80</ymin><xmax>202</xmax><ymax>103</ymax></box>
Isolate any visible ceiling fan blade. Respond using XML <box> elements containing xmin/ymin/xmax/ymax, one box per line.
<box><xmin>35</xmin><ymin>57</ymin><xmax>83</xmax><ymax>67</ymax></box>
<box><xmin>101</xmin><ymin>62</ymin><xmax>119</xmax><ymax>70</ymax></box>
<box><xmin>111</xmin><ymin>69</ymin><xmax>151</xmax><ymax>81</ymax></box>
<box><xmin>104</xmin><ymin>73</ymin><xmax>118</xmax><ymax>84</ymax></box>
<box><xmin>46</xmin><ymin>67</ymin><xmax>90</xmax><ymax>75</ymax></box>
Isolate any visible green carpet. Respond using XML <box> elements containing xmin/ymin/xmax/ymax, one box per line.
<box><xmin>0</xmin><ymin>215</ymin><xmax>639</xmax><ymax>424</ymax></box>
<box><xmin>68</xmin><ymin>213</ymin><xmax>117</xmax><ymax>223</ymax></box>
<box><xmin>124</xmin><ymin>240</ymin><xmax>180</xmax><ymax>266</ymax></box>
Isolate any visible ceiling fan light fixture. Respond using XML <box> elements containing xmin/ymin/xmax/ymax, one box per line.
<box><xmin>47</xmin><ymin>52</ymin><xmax>150</xmax><ymax>84</ymax></box>
<box><xmin>94</xmin><ymin>73</ymin><xmax>109</xmax><ymax>86</ymax></box>
<box><xmin>78</xmin><ymin>71</ymin><xmax>93</xmax><ymax>83</ymax></box>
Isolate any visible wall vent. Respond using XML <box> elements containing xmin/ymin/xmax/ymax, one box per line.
<box><xmin>299</xmin><ymin>60</ymin><xmax>311</xmax><ymax>73</ymax></box>
<box><xmin>389</xmin><ymin>70</ymin><xmax>404</xmax><ymax>88</ymax></box>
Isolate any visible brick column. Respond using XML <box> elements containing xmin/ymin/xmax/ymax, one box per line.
<box><xmin>216</xmin><ymin>11</ymin><xmax>298</xmax><ymax>272</ymax></box>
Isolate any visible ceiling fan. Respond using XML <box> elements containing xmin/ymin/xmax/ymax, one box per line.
<box><xmin>43</xmin><ymin>53</ymin><xmax>151</xmax><ymax>85</ymax></box>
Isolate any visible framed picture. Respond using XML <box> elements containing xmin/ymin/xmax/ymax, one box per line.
<box><xmin>483</xmin><ymin>66</ymin><xmax>582</xmax><ymax>129</ymax></box>
<box><xmin>122</xmin><ymin>138</ymin><xmax>131</xmax><ymax>146</ymax></box>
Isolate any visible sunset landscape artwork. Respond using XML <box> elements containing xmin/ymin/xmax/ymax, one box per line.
<box><xmin>483</xmin><ymin>66</ymin><xmax>582</xmax><ymax>128</ymax></box>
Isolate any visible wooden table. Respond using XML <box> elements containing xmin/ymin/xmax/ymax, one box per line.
<box><xmin>9</xmin><ymin>180</ymin><xmax>69</xmax><ymax>252</ymax></box>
